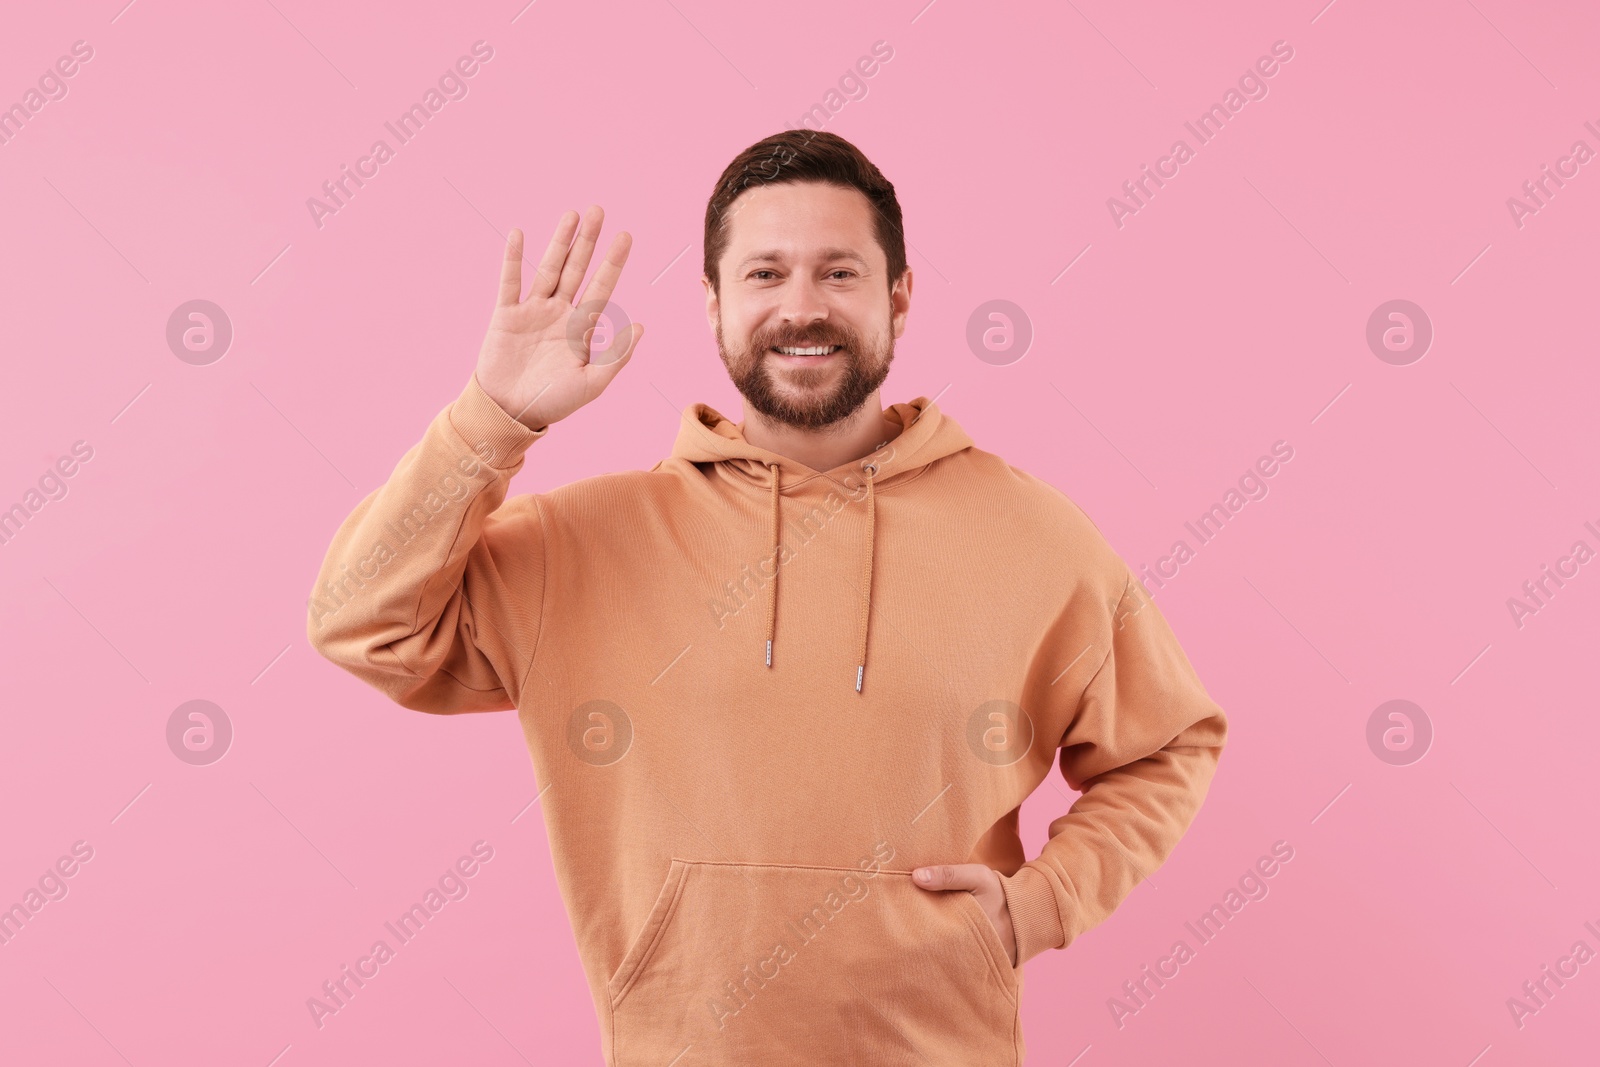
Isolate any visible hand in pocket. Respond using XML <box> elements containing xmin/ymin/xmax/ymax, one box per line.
<box><xmin>913</xmin><ymin>863</ymin><xmax>1018</xmax><ymax>967</ymax></box>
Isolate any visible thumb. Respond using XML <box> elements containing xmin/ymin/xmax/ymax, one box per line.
<box><xmin>912</xmin><ymin>863</ymin><xmax>986</xmax><ymax>892</ymax></box>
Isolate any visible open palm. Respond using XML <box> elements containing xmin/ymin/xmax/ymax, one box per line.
<box><xmin>474</xmin><ymin>205</ymin><xmax>644</xmax><ymax>430</ymax></box>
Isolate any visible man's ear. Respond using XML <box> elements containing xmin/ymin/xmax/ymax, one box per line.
<box><xmin>703</xmin><ymin>274</ymin><xmax>719</xmax><ymax>333</ymax></box>
<box><xmin>890</xmin><ymin>267</ymin><xmax>913</xmax><ymax>340</ymax></box>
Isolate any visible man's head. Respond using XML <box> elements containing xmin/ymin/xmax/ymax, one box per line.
<box><xmin>703</xmin><ymin>131</ymin><xmax>912</xmax><ymax>431</ymax></box>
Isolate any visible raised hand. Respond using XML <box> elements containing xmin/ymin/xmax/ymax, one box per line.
<box><xmin>474</xmin><ymin>206</ymin><xmax>644</xmax><ymax>430</ymax></box>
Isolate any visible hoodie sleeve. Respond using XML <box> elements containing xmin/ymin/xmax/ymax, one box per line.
<box><xmin>305</xmin><ymin>373</ymin><xmax>548</xmax><ymax>713</ymax></box>
<box><xmin>997</xmin><ymin>573</ymin><xmax>1229</xmax><ymax>966</ymax></box>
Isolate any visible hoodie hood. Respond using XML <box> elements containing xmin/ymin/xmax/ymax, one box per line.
<box><xmin>670</xmin><ymin>396</ymin><xmax>974</xmax><ymax>694</ymax></box>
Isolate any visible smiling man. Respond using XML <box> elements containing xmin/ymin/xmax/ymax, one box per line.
<box><xmin>307</xmin><ymin>130</ymin><xmax>1228</xmax><ymax>1065</ymax></box>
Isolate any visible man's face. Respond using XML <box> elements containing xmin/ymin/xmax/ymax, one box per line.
<box><xmin>704</xmin><ymin>180</ymin><xmax>912</xmax><ymax>430</ymax></box>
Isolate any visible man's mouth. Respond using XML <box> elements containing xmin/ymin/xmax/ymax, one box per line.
<box><xmin>770</xmin><ymin>344</ymin><xmax>842</xmax><ymax>359</ymax></box>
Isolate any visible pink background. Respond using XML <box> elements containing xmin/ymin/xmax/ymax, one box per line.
<box><xmin>3</xmin><ymin>0</ymin><xmax>1597</xmax><ymax>1063</ymax></box>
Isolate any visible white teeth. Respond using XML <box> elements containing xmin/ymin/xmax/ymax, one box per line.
<box><xmin>774</xmin><ymin>345</ymin><xmax>839</xmax><ymax>356</ymax></box>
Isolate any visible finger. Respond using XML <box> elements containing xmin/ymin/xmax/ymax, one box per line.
<box><xmin>554</xmin><ymin>204</ymin><xmax>605</xmax><ymax>304</ymax></box>
<box><xmin>526</xmin><ymin>209</ymin><xmax>581</xmax><ymax>302</ymax></box>
<box><xmin>913</xmin><ymin>863</ymin><xmax>984</xmax><ymax>891</ymax></box>
<box><xmin>576</xmin><ymin>230</ymin><xmax>633</xmax><ymax>314</ymax></box>
<box><xmin>495</xmin><ymin>228</ymin><xmax>525</xmax><ymax>308</ymax></box>
<box><xmin>588</xmin><ymin>322</ymin><xmax>642</xmax><ymax>386</ymax></box>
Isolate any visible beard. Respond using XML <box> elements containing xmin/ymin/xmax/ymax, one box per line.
<box><xmin>715</xmin><ymin>315</ymin><xmax>895</xmax><ymax>431</ymax></box>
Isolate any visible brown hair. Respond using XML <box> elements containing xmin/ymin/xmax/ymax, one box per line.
<box><xmin>702</xmin><ymin>130</ymin><xmax>906</xmax><ymax>294</ymax></box>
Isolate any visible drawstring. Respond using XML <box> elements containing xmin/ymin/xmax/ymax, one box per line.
<box><xmin>763</xmin><ymin>460</ymin><xmax>879</xmax><ymax>694</ymax></box>
<box><xmin>765</xmin><ymin>463</ymin><xmax>780</xmax><ymax>668</ymax></box>
<box><xmin>854</xmin><ymin>463</ymin><xmax>877</xmax><ymax>693</ymax></box>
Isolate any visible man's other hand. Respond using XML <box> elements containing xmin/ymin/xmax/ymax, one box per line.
<box><xmin>913</xmin><ymin>863</ymin><xmax>1018</xmax><ymax>968</ymax></box>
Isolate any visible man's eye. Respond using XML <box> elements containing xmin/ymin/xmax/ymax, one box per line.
<box><xmin>829</xmin><ymin>270</ymin><xmax>854</xmax><ymax>280</ymax></box>
<box><xmin>751</xmin><ymin>270</ymin><xmax>776</xmax><ymax>280</ymax></box>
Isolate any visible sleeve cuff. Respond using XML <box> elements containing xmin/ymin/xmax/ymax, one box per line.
<box><xmin>998</xmin><ymin>863</ymin><xmax>1068</xmax><ymax>966</ymax></box>
<box><xmin>449</xmin><ymin>373</ymin><xmax>548</xmax><ymax>470</ymax></box>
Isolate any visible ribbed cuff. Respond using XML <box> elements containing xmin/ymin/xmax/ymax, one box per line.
<box><xmin>998</xmin><ymin>864</ymin><xmax>1067</xmax><ymax>966</ymax></box>
<box><xmin>449</xmin><ymin>373</ymin><xmax>547</xmax><ymax>470</ymax></box>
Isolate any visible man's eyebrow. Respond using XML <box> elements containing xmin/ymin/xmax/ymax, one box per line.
<box><xmin>736</xmin><ymin>248</ymin><xmax>870</xmax><ymax>269</ymax></box>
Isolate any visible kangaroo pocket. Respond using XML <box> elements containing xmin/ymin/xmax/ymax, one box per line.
<box><xmin>607</xmin><ymin>859</ymin><xmax>1020</xmax><ymax>1066</ymax></box>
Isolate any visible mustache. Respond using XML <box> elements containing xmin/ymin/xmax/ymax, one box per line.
<box><xmin>757</xmin><ymin>326</ymin><xmax>853</xmax><ymax>349</ymax></box>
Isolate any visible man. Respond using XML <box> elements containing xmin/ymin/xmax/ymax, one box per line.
<box><xmin>307</xmin><ymin>130</ymin><xmax>1227</xmax><ymax>1065</ymax></box>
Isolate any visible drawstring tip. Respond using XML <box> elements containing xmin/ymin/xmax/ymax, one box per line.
<box><xmin>855</xmin><ymin>665</ymin><xmax>865</xmax><ymax>693</ymax></box>
<box><xmin>766</xmin><ymin>640</ymin><xmax>773</xmax><ymax>668</ymax></box>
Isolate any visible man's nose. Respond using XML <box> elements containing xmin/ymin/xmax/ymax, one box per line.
<box><xmin>778</xmin><ymin>274</ymin><xmax>830</xmax><ymax>326</ymax></box>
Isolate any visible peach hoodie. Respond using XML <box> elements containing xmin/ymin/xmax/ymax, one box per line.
<box><xmin>307</xmin><ymin>373</ymin><xmax>1228</xmax><ymax>1065</ymax></box>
